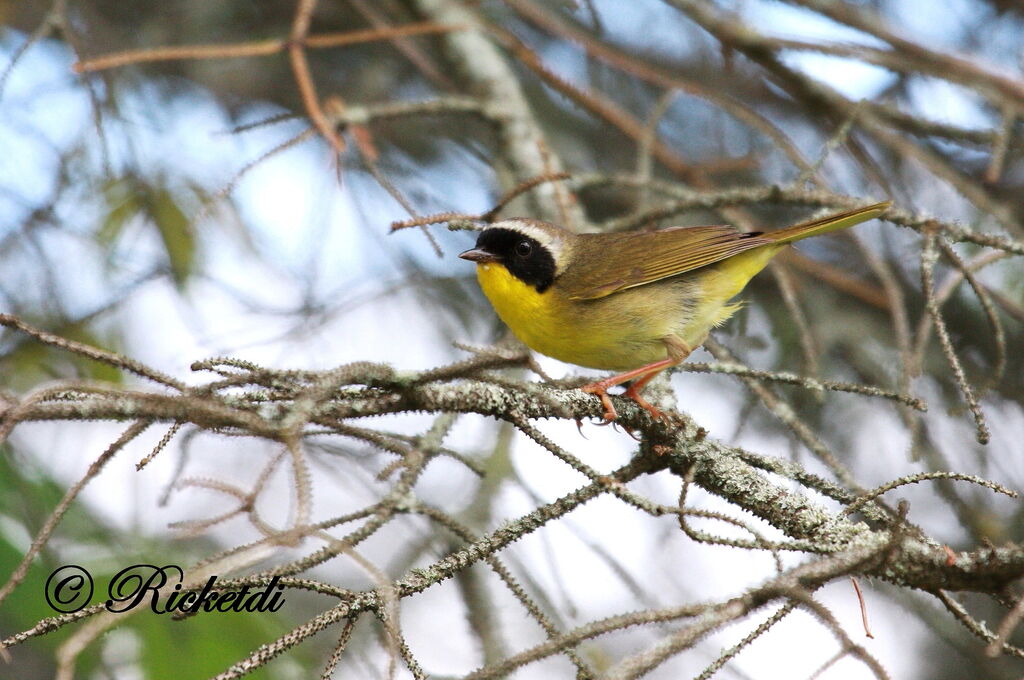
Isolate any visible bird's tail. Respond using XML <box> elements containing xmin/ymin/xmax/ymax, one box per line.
<box><xmin>765</xmin><ymin>201</ymin><xmax>891</xmax><ymax>245</ymax></box>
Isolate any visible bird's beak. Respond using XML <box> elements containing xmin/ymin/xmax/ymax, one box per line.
<box><xmin>459</xmin><ymin>248</ymin><xmax>499</xmax><ymax>263</ymax></box>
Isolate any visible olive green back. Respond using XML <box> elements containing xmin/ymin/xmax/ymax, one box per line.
<box><xmin>560</xmin><ymin>202</ymin><xmax>890</xmax><ymax>300</ymax></box>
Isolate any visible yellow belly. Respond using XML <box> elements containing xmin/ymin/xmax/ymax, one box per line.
<box><xmin>474</xmin><ymin>247</ymin><xmax>778</xmax><ymax>372</ymax></box>
<box><xmin>474</xmin><ymin>263</ymin><xmax>672</xmax><ymax>370</ymax></box>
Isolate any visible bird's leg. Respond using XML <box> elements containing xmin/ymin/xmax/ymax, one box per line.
<box><xmin>623</xmin><ymin>369</ymin><xmax>670</xmax><ymax>421</ymax></box>
<box><xmin>581</xmin><ymin>336</ymin><xmax>692</xmax><ymax>421</ymax></box>
<box><xmin>581</xmin><ymin>359</ymin><xmax>675</xmax><ymax>421</ymax></box>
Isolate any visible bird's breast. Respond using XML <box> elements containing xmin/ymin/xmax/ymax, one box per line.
<box><xmin>475</xmin><ymin>263</ymin><xmax>680</xmax><ymax>371</ymax></box>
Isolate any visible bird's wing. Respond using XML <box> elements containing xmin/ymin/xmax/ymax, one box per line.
<box><xmin>561</xmin><ymin>226</ymin><xmax>773</xmax><ymax>300</ymax></box>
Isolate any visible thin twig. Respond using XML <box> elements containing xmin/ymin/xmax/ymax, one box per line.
<box><xmin>919</xmin><ymin>229</ymin><xmax>990</xmax><ymax>444</ymax></box>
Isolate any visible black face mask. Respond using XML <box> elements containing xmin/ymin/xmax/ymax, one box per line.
<box><xmin>474</xmin><ymin>228</ymin><xmax>556</xmax><ymax>293</ymax></box>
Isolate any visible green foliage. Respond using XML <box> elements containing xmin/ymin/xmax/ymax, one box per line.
<box><xmin>100</xmin><ymin>176</ymin><xmax>196</xmax><ymax>288</ymax></box>
<box><xmin>0</xmin><ymin>322</ymin><xmax>124</xmax><ymax>390</ymax></box>
<box><xmin>0</xmin><ymin>448</ymin><xmax>297</xmax><ymax>678</ymax></box>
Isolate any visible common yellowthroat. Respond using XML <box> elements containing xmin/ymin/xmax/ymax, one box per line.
<box><xmin>459</xmin><ymin>202</ymin><xmax>890</xmax><ymax>420</ymax></box>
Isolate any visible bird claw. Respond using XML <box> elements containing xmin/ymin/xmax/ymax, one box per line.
<box><xmin>581</xmin><ymin>380</ymin><xmax>668</xmax><ymax>424</ymax></box>
<box><xmin>618</xmin><ymin>422</ymin><xmax>643</xmax><ymax>441</ymax></box>
<box><xmin>580</xmin><ymin>381</ymin><xmax>618</xmax><ymax>421</ymax></box>
<box><xmin>623</xmin><ymin>384</ymin><xmax>667</xmax><ymax>422</ymax></box>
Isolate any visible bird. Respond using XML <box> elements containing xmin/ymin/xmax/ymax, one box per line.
<box><xmin>459</xmin><ymin>201</ymin><xmax>890</xmax><ymax>421</ymax></box>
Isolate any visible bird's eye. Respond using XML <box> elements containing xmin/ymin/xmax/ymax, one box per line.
<box><xmin>515</xmin><ymin>240</ymin><xmax>533</xmax><ymax>258</ymax></box>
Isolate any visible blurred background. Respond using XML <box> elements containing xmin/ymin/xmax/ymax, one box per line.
<box><xmin>1</xmin><ymin>0</ymin><xmax>1023</xmax><ymax>677</ymax></box>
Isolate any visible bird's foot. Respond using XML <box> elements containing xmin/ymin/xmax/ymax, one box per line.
<box><xmin>580</xmin><ymin>381</ymin><xmax>618</xmax><ymax>421</ymax></box>
<box><xmin>581</xmin><ymin>380</ymin><xmax>666</xmax><ymax>422</ymax></box>
<box><xmin>623</xmin><ymin>383</ymin><xmax>666</xmax><ymax>421</ymax></box>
